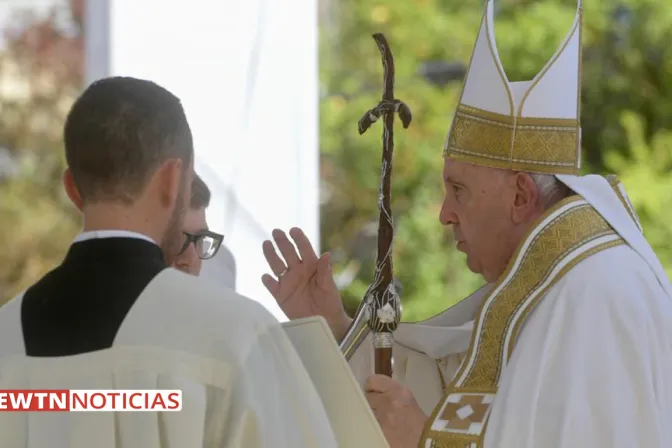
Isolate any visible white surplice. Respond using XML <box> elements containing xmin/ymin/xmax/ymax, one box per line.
<box><xmin>0</xmin><ymin>268</ymin><xmax>338</xmax><ymax>448</ymax></box>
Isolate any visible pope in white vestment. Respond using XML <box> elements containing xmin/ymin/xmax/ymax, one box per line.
<box><xmin>262</xmin><ymin>0</ymin><xmax>672</xmax><ymax>446</ymax></box>
<box><xmin>346</xmin><ymin>186</ymin><xmax>672</xmax><ymax>447</ymax></box>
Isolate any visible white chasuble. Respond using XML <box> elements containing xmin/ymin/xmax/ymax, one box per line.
<box><xmin>420</xmin><ymin>196</ymin><xmax>672</xmax><ymax>448</ymax></box>
<box><xmin>418</xmin><ymin>0</ymin><xmax>672</xmax><ymax>442</ymax></box>
<box><xmin>0</xmin><ymin>269</ymin><xmax>338</xmax><ymax>448</ymax></box>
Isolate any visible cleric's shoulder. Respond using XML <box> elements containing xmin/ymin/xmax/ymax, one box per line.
<box><xmin>152</xmin><ymin>268</ymin><xmax>274</xmax><ymax>316</ymax></box>
<box><xmin>117</xmin><ymin>268</ymin><xmax>281</xmax><ymax>360</ymax></box>
<box><xmin>555</xmin><ymin>242</ymin><xmax>669</xmax><ymax>315</ymax></box>
<box><xmin>514</xmin><ymin>242</ymin><xmax>672</xmax><ymax>369</ymax></box>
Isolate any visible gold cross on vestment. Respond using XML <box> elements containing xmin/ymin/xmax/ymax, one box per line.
<box><xmin>440</xmin><ymin>394</ymin><xmax>490</xmax><ymax>431</ymax></box>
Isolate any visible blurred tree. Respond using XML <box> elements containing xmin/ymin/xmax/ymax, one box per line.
<box><xmin>604</xmin><ymin>111</ymin><xmax>672</xmax><ymax>278</ymax></box>
<box><xmin>2</xmin><ymin>0</ymin><xmax>672</xmax><ymax>319</ymax></box>
<box><xmin>319</xmin><ymin>0</ymin><xmax>672</xmax><ymax>321</ymax></box>
<box><xmin>0</xmin><ymin>0</ymin><xmax>83</xmax><ymax>304</ymax></box>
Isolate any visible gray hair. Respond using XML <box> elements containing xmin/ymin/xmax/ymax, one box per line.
<box><xmin>529</xmin><ymin>173</ymin><xmax>571</xmax><ymax>208</ymax></box>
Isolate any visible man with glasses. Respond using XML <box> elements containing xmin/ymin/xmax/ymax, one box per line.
<box><xmin>172</xmin><ymin>174</ymin><xmax>224</xmax><ymax>276</ymax></box>
<box><xmin>67</xmin><ymin>171</ymin><xmax>229</xmax><ymax>280</ymax></box>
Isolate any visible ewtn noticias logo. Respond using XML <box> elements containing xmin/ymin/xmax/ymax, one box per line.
<box><xmin>0</xmin><ymin>390</ymin><xmax>182</xmax><ymax>411</ymax></box>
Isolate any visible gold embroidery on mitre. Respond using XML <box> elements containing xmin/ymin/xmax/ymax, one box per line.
<box><xmin>445</xmin><ymin>105</ymin><xmax>579</xmax><ymax>174</ymax></box>
<box><xmin>443</xmin><ymin>5</ymin><xmax>583</xmax><ymax>176</ymax></box>
<box><xmin>421</xmin><ymin>196</ymin><xmax>625</xmax><ymax>448</ymax></box>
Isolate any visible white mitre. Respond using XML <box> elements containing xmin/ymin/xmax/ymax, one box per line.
<box><xmin>445</xmin><ymin>0</ymin><xmax>582</xmax><ymax>173</ymax></box>
<box><xmin>443</xmin><ymin>0</ymin><xmax>672</xmax><ymax>298</ymax></box>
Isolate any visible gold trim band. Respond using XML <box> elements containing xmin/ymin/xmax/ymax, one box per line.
<box><xmin>421</xmin><ymin>197</ymin><xmax>624</xmax><ymax>447</ymax></box>
<box><xmin>444</xmin><ymin>105</ymin><xmax>580</xmax><ymax>175</ymax></box>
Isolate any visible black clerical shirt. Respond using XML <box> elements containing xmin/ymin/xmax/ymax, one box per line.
<box><xmin>21</xmin><ymin>233</ymin><xmax>167</xmax><ymax>357</ymax></box>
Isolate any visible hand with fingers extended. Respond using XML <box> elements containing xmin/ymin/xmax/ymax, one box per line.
<box><xmin>261</xmin><ymin>227</ymin><xmax>352</xmax><ymax>340</ymax></box>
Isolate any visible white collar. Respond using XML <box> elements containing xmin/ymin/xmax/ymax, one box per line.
<box><xmin>73</xmin><ymin>230</ymin><xmax>157</xmax><ymax>246</ymax></box>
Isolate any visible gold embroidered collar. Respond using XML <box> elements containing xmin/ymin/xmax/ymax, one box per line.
<box><xmin>421</xmin><ymin>195</ymin><xmax>624</xmax><ymax>448</ymax></box>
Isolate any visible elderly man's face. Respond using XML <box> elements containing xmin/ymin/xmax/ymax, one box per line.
<box><xmin>173</xmin><ymin>207</ymin><xmax>207</xmax><ymax>276</ymax></box>
<box><xmin>439</xmin><ymin>158</ymin><xmax>524</xmax><ymax>282</ymax></box>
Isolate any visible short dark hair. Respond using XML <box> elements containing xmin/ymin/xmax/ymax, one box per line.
<box><xmin>190</xmin><ymin>174</ymin><xmax>211</xmax><ymax>209</ymax></box>
<box><xmin>64</xmin><ymin>76</ymin><xmax>193</xmax><ymax>203</ymax></box>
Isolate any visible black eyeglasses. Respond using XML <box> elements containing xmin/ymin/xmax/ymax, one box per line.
<box><xmin>177</xmin><ymin>230</ymin><xmax>224</xmax><ymax>260</ymax></box>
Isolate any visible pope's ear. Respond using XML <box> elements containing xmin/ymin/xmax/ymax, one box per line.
<box><xmin>63</xmin><ymin>168</ymin><xmax>84</xmax><ymax>211</ymax></box>
<box><xmin>511</xmin><ymin>172</ymin><xmax>539</xmax><ymax>224</ymax></box>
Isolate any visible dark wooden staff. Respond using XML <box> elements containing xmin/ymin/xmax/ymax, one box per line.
<box><xmin>357</xmin><ymin>33</ymin><xmax>412</xmax><ymax>376</ymax></box>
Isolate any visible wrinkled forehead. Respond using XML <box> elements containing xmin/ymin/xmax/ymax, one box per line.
<box><xmin>443</xmin><ymin>158</ymin><xmax>469</xmax><ymax>178</ymax></box>
<box><xmin>443</xmin><ymin>158</ymin><xmax>510</xmax><ymax>185</ymax></box>
<box><xmin>442</xmin><ymin>158</ymin><xmax>482</xmax><ymax>183</ymax></box>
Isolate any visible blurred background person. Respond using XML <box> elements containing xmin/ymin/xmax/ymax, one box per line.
<box><xmin>176</xmin><ymin>172</ymin><xmax>237</xmax><ymax>287</ymax></box>
<box><xmin>171</xmin><ymin>173</ymin><xmax>227</xmax><ymax>277</ymax></box>
<box><xmin>62</xmin><ymin>164</ymin><xmax>228</xmax><ymax>279</ymax></box>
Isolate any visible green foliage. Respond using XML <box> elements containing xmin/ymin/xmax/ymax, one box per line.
<box><xmin>0</xmin><ymin>4</ymin><xmax>82</xmax><ymax>305</ymax></box>
<box><xmin>320</xmin><ymin>0</ymin><xmax>672</xmax><ymax>320</ymax></box>
<box><xmin>2</xmin><ymin>0</ymin><xmax>672</xmax><ymax>318</ymax></box>
<box><xmin>604</xmin><ymin>111</ymin><xmax>672</xmax><ymax>278</ymax></box>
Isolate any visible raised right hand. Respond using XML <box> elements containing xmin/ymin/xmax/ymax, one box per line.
<box><xmin>261</xmin><ymin>227</ymin><xmax>351</xmax><ymax>340</ymax></box>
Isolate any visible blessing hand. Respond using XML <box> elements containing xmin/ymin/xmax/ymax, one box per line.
<box><xmin>365</xmin><ymin>374</ymin><xmax>428</xmax><ymax>448</ymax></box>
<box><xmin>261</xmin><ymin>227</ymin><xmax>351</xmax><ymax>339</ymax></box>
